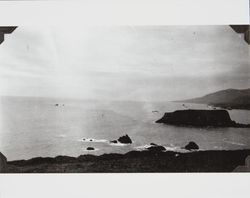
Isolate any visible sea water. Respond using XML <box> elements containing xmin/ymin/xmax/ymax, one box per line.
<box><xmin>0</xmin><ymin>96</ymin><xmax>250</xmax><ymax>161</ymax></box>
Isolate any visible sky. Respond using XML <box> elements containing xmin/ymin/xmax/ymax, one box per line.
<box><xmin>0</xmin><ymin>26</ymin><xmax>249</xmax><ymax>101</ymax></box>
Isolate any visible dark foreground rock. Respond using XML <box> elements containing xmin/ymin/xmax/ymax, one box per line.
<box><xmin>156</xmin><ymin>109</ymin><xmax>250</xmax><ymax>128</ymax></box>
<box><xmin>111</xmin><ymin>134</ymin><xmax>132</xmax><ymax>144</ymax></box>
<box><xmin>184</xmin><ymin>142</ymin><xmax>199</xmax><ymax>150</ymax></box>
<box><xmin>5</xmin><ymin>149</ymin><xmax>250</xmax><ymax>173</ymax></box>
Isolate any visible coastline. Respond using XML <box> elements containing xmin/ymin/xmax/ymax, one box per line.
<box><xmin>5</xmin><ymin>149</ymin><xmax>250</xmax><ymax>173</ymax></box>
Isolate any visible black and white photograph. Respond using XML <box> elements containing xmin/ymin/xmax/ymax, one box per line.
<box><xmin>0</xmin><ymin>0</ymin><xmax>250</xmax><ymax>197</ymax></box>
<box><xmin>0</xmin><ymin>25</ymin><xmax>249</xmax><ymax>173</ymax></box>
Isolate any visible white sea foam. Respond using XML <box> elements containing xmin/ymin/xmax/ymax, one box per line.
<box><xmin>213</xmin><ymin>146</ymin><xmax>223</xmax><ymax>149</ymax></box>
<box><xmin>109</xmin><ymin>142</ymin><xmax>130</xmax><ymax>147</ymax></box>
<box><xmin>223</xmin><ymin>140</ymin><xmax>245</xmax><ymax>146</ymax></box>
<box><xmin>81</xmin><ymin>138</ymin><xmax>130</xmax><ymax>146</ymax></box>
<box><xmin>134</xmin><ymin>144</ymin><xmax>186</xmax><ymax>152</ymax></box>
<box><xmin>163</xmin><ymin>146</ymin><xmax>181</xmax><ymax>152</ymax></box>
<box><xmin>134</xmin><ymin>144</ymin><xmax>152</xmax><ymax>151</ymax></box>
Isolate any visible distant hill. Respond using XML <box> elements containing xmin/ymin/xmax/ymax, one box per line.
<box><xmin>178</xmin><ymin>88</ymin><xmax>250</xmax><ymax>110</ymax></box>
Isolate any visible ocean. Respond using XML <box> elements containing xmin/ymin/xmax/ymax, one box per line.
<box><xmin>0</xmin><ymin>96</ymin><xmax>250</xmax><ymax>161</ymax></box>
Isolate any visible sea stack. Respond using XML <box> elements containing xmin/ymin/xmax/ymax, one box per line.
<box><xmin>156</xmin><ymin>109</ymin><xmax>250</xmax><ymax>128</ymax></box>
<box><xmin>118</xmin><ymin>134</ymin><xmax>132</xmax><ymax>144</ymax></box>
<box><xmin>184</xmin><ymin>142</ymin><xmax>199</xmax><ymax>150</ymax></box>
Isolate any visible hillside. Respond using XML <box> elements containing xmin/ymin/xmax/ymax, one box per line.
<box><xmin>179</xmin><ymin>88</ymin><xmax>250</xmax><ymax>110</ymax></box>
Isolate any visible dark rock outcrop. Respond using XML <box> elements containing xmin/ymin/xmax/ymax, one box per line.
<box><xmin>118</xmin><ymin>135</ymin><xmax>132</xmax><ymax>144</ymax></box>
<box><xmin>111</xmin><ymin>134</ymin><xmax>132</xmax><ymax>144</ymax></box>
<box><xmin>147</xmin><ymin>143</ymin><xmax>166</xmax><ymax>152</ymax></box>
<box><xmin>86</xmin><ymin>147</ymin><xmax>95</xmax><ymax>151</ymax></box>
<box><xmin>184</xmin><ymin>142</ymin><xmax>199</xmax><ymax>151</ymax></box>
<box><xmin>156</xmin><ymin>109</ymin><xmax>250</xmax><ymax>128</ymax></box>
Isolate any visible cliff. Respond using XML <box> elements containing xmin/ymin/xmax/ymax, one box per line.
<box><xmin>156</xmin><ymin>109</ymin><xmax>250</xmax><ymax>127</ymax></box>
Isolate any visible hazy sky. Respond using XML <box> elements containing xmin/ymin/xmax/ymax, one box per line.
<box><xmin>0</xmin><ymin>26</ymin><xmax>249</xmax><ymax>101</ymax></box>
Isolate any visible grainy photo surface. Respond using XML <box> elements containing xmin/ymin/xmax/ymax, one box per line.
<box><xmin>0</xmin><ymin>25</ymin><xmax>249</xmax><ymax>173</ymax></box>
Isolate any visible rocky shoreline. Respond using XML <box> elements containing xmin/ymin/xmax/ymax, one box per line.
<box><xmin>5</xmin><ymin>149</ymin><xmax>250</xmax><ymax>173</ymax></box>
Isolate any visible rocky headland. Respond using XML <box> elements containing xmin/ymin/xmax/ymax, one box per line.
<box><xmin>178</xmin><ymin>88</ymin><xmax>250</xmax><ymax>110</ymax></box>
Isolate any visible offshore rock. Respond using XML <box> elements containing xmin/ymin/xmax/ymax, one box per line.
<box><xmin>86</xmin><ymin>147</ymin><xmax>95</xmax><ymax>151</ymax></box>
<box><xmin>156</xmin><ymin>109</ymin><xmax>250</xmax><ymax>128</ymax></box>
<box><xmin>184</xmin><ymin>142</ymin><xmax>199</xmax><ymax>151</ymax></box>
<box><xmin>118</xmin><ymin>134</ymin><xmax>132</xmax><ymax>144</ymax></box>
<box><xmin>147</xmin><ymin>143</ymin><xmax>166</xmax><ymax>152</ymax></box>
<box><xmin>111</xmin><ymin>134</ymin><xmax>132</xmax><ymax>144</ymax></box>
